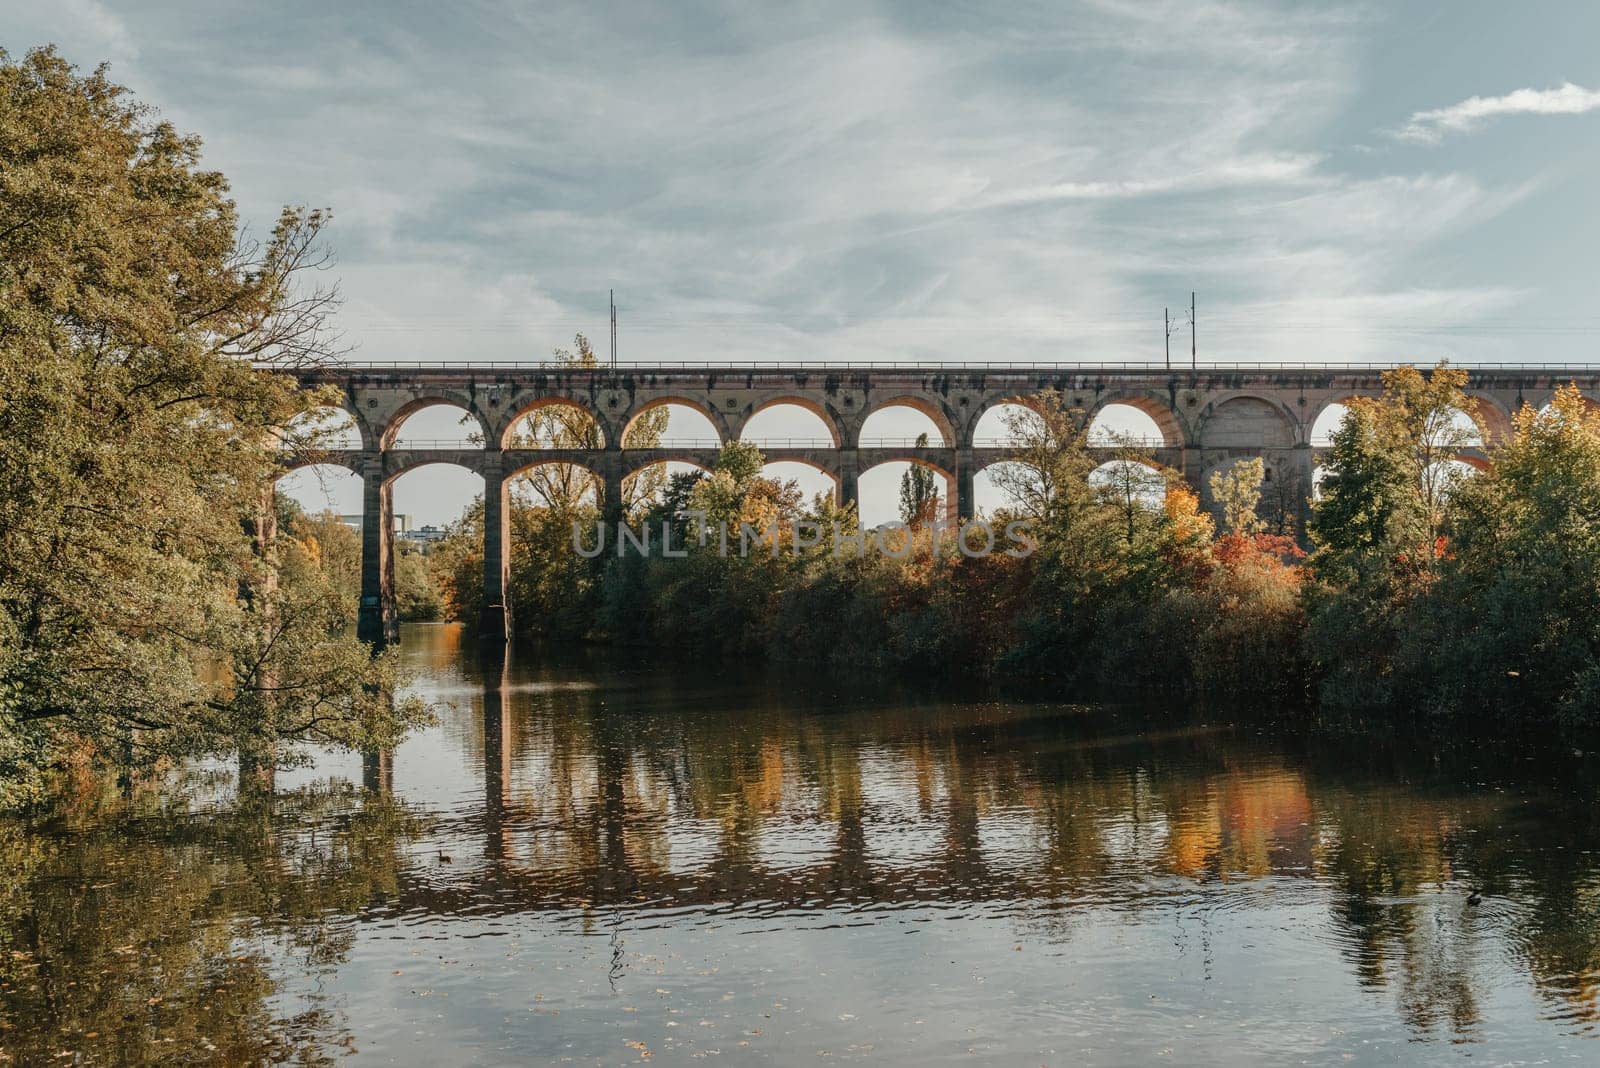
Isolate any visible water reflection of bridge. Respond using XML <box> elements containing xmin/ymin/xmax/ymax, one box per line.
<box><xmin>377</xmin><ymin>645</ymin><xmax>1318</xmax><ymax>915</ymax></box>
<box><xmin>352</xmin><ymin>634</ymin><xmax>1600</xmax><ymax>1037</ymax></box>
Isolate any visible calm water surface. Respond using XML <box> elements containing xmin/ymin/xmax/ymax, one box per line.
<box><xmin>5</xmin><ymin>623</ymin><xmax>1600</xmax><ymax>1065</ymax></box>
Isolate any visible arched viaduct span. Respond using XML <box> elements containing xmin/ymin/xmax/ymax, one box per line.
<box><xmin>284</xmin><ymin>362</ymin><xmax>1600</xmax><ymax>645</ymax></box>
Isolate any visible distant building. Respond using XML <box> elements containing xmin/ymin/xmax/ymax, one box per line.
<box><xmin>399</xmin><ymin>524</ymin><xmax>448</xmax><ymax>546</ymax></box>
<box><xmin>337</xmin><ymin>513</ymin><xmax>413</xmax><ymax>533</ymax></box>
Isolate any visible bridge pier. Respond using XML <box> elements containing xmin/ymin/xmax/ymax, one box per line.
<box><xmin>361</xmin><ymin>748</ymin><xmax>393</xmax><ymax>794</ymax></box>
<box><xmin>480</xmin><ymin>645</ymin><xmax>511</xmax><ymax>862</ymax></box>
<box><xmin>601</xmin><ymin>460</ymin><xmax>626</xmax><ymax>527</ymax></box>
<box><xmin>955</xmin><ymin>449</ymin><xmax>977</xmax><ymax>520</ymax></box>
<box><xmin>836</xmin><ymin>450</ymin><xmax>860</xmax><ymax>512</ymax></box>
<box><xmin>478</xmin><ymin>452</ymin><xmax>512</xmax><ymax>643</ymax></box>
<box><xmin>356</xmin><ymin>457</ymin><xmax>398</xmax><ymax>648</ymax></box>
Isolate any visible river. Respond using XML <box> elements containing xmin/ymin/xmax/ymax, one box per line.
<box><xmin>3</xmin><ymin>622</ymin><xmax>1599</xmax><ymax>1064</ymax></box>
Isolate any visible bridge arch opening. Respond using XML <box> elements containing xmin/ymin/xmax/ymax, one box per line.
<box><xmin>978</xmin><ymin>456</ymin><xmax>1061</xmax><ymax>520</ymax></box>
<box><xmin>1434</xmin><ymin>455</ymin><xmax>1484</xmax><ymax>479</ymax></box>
<box><xmin>1312</xmin><ymin>397</ymin><xmax>1492</xmax><ymax>448</ymax></box>
<box><xmin>742</xmin><ymin>400</ymin><xmax>840</xmax><ymax>448</ymax></box>
<box><xmin>859</xmin><ymin>399</ymin><xmax>952</xmax><ymax>447</ymax></box>
<box><xmin>504</xmin><ymin>400</ymin><xmax>605</xmax><ymax>450</ymax></box>
<box><xmin>1431</xmin><ymin>404</ymin><xmax>1487</xmax><ymax>448</ymax></box>
<box><xmin>971</xmin><ymin>463</ymin><xmax>1012</xmax><ymax>518</ymax></box>
<box><xmin>387</xmin><ymin>402</ymin><xmax>485</xmax><ymax>449</ymax></box>
<box><xmin>625</xmin><ymin>460</ymin><xmax>711</xmax><ymax>512</ymax></box>
<box><xmin>1535</xmin><ymin>395</ymin><xmax>1600</xmax><ymax>419</ymax></box>
<box><xmin>858</xmin><ymin>459</ymin><xmax>955</xmax><ymax>528</ymax></box>
<box><xmin>386</xmin><ymin>461</ymin><xmax>486</xmax><ymax>547</ymax></box>
<box><xmin>275</xmin><ymin>463</ymin><xmax>363</xmax><ymax>521</ymax></box>
<box><xmin>280</xmin><ymin>405</ymin><xmax>364</xmax><ymax>452</ymax></box>
<box><xmin>1087</xmin><ymin>403</ymin><xmax>1168</xmax><ymax>448</ymax></box>
<box><xmin>509</xmin><ymin>459</ymin><xmax>601</xmax><ymax>511</ymax></box>
<box><xmin>759</xmin><ymin>461</ymin><xmax>839</xmax><ymax>508</ymax></box>
<box><xmin>1310</xmin><ymin>401</ymin><xmax>1357</xmax><ymax>448</ymax></box>
<box><xmin>1464</xmin><ymin>395</ymin><xmax>1512</xmax><ymax>444</ymax></box>
<box><xmin>971</xmin><ymin>402</ymin><xmax>1044</xmax><ymax>447</ymax></box>
<box><xmin>272</xmin><ymin>468</ymin><xmax>367</xmax><ymax>614</ymax></box>
<box><xmin>1089</xmin><ymin>459</ymin><xmax>1168</xmax><ymax>511</ymax></box>
<box><xmin>625</xmin><ymin>399</ymin><xmax>720</xmax><ymax>447</ymax></box>
<box><xmin>1314</xmin><ymin>459</ymin><xmax>1481</xmax><ymax>504</ymax></box>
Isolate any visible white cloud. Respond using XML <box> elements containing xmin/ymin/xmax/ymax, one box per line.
<box><xmin>992</xmin><ymin>153</ymin><xmax>1325</xmax><ymax>205</ymax></box>
<box><xmin>6</xmin><ymin>0</ymin><xmax>1561</xmax><ymax>372</ymax></box>
<box><xmin>1394</xmin><ymin>82</ymin><xmax>1600</xmax><ymax>143</ymax></box>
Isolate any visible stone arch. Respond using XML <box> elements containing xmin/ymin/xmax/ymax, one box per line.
<box><xmin>860</xmin><ymin>454</ymin><xmax>955</xmax><ymax>485</ymax></box>
<box><xmin>500</xmin><ymin>396</ymin><xmax>607</xmax><ymax>450</ymax></box>
<box><xmin>622</xmin><ymin>454</ymin><xmax>717</xmax><ymax>481</ymax></box>
<box><xmin>276</xmin><ymin>451</ymin><xmax>364</xmax><ymax>477</ymax></box>
<box><xmin>967</xmin><ymin>395</ymin><xmax>1051</xmax><ymax>448</ymax></box>
<box><xmin>1199</xmin><ymin>395</ymin><xmax>1297</xmax><ymax>449</ymax></box>
<box><xmin>624</xmin><ymin>395</ymin><xmax>727</xmax><ymax>446</ymax></box>
<box><xmin>1535</xmin><ymin>390</ymin><xmax>1600</xmax><ymax>415</ymax></box>
<box><xmin>381</xmin><ymin>397</ymin><xmax>490</xmax><ymax>449</ymax></box>
<box><xmin>280</xmin><ymin>403</ymin><xmax>373</xmax><ymax>452</ymax></box>
<box><xmin>1463</xmin><ymin>393</ymin><xmax>1513</xmax><ymax>444</ymax></box>
<box><xmin>381</xmin><ymin>453</ymin><xmax>488</xmax><ymax>483</ymax></box>
<box><xmin>742</xmin><ymin>396</ymin><xmax>844</xmax><ymax>447</ymax></box>
<box><xmin>506</xmin><ymin>456</ymin><xmax>603</xmax><ymax>509</ymax></box>
<box><xmin>382</xmin><ymin>460</ymin><xmax>487</xmax><ymax>543</ymax></box>
<box><xmin>1086</xmin><ymin>391</ymin><xmax>1186</xmax><ymax>448</ymax></box>
<box><xmin>273</xmin><ymin>462</ymin><xmax>364</xmax><ymax>517</ymax></box>
<box><xmin>759</xmin><ymin>457</ymin><xmax>842</xmax><ymax>502</ymax></box>
<box><xmin>1307</xmin><ymin>393</ymin><xmax>1379</xmax><ymax>448</ymax></box>
<box><xmin>505</xmin><ymin>454</ymin><xmax>603</xmax><ymax>479</ymax></box>
<box><xmin>622</xmin><ymin>457</ymin><xmax>714</xmax><ymax>510</ymax></box>
<box><xmin>858</xmin><ymin>395</ymin><xmax>956</xmax><ymax>447</ymax></box>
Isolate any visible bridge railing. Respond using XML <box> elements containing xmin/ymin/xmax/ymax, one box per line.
<box><xmin>290</xmin><ymin>435</ymin><xmax>1174</xmax><ymax>452</ymax></box>
<box><xmin>279</xmin><ymin>360</ymin><xmax>1600</xmax><ymax>373</ymax></box>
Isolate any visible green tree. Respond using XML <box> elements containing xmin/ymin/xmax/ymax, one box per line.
<box><xmin>897</xmin><ymin>434</ymin><xmax>940</xmax><ymax>526</ymax></box>
<box><xmin>1415</xmin><ymin>386</ymin><xmax>1600</xmax><ymax>723</ymax></box>
<box><xmin>0</xmin><ymin>48</ymin><xmax>426</xmax><ymax>806</ymax></box>
<box><xmin>1096</xmin><ymin>448</ymin><xmax>1170</xmax><ymax>546</ymax></box>
<box><xmin>1210</xmin><ymin>458</ymin><xmax>1266</xmax><ymax>538</ymax></box>
<box><xmin>988</xmin><ymin>390</ymin><xmax>1098</xmax><ymax>523</ymax></box>
<box><xmin>1310</xmin><ymin>363</ymin><xmax>1478</xmax><ymax>584</ymax></box>
<box><xmin>394</xmin><ymin>542</ymin><xmax>443</xmax><ymax>621</ymax></box>
<box><xmin>1306</xmin><ymin>364</ymin><xmax>1482</xmax><ymax>717</ymax></box>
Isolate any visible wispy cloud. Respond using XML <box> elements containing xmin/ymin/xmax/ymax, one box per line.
<box><xmin>1394</xmin><ymin>82</ymin><xmax>1600</xmax><ymax>144</ymax></box>
<box><xmin>992</xmin><ymin>153</ymin><xmax>1325</xmax><ymax>205</ymax></box>
<box><xmin>3</xmin><ymin>0</ymin><xmax>1569</xmax><ymax>370</ymax></box>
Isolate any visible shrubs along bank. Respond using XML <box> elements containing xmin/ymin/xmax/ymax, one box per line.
<box><xmin>412</xmin><ymin>363</ymin><xmax>1600</xmax><ymax>729</ymax></box>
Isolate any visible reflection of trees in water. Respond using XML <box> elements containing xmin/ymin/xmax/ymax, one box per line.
<box><xmin>450</xmin><ymin>660</ymin><xmax>1600</xmax><ymax>1037</ymax></box>
<box><xmin>0</xmin><ymin>783</ymin><xmax>425</xmax><ymax>1064</ymax></box>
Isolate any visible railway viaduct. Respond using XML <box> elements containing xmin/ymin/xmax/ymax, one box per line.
<box><xmin>282</xmin><ymin>362</ymin><xmax>1597</xmax><ymax>646</ymax></box>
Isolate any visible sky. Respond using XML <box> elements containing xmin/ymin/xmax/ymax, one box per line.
<box><xmin>11</xmin><ymin>0</ymin><xmax>1600</xmax><ymax>522</ymax></box>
